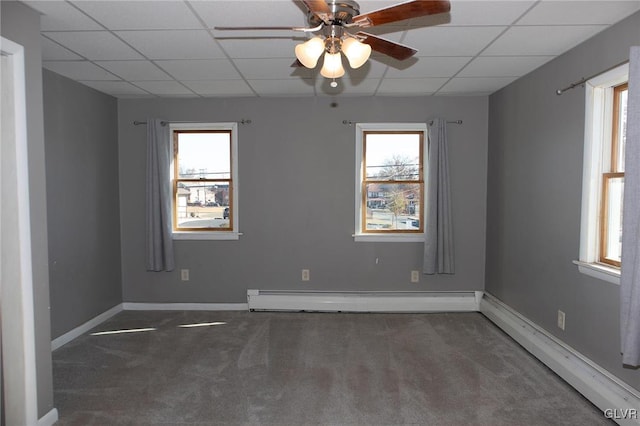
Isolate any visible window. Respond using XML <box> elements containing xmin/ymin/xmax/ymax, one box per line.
<box><xmin>170</xmin><ymin>123</ymin><xmax>239</xmax><ymax>240</ymax></box>
<box><xmin>577</xmin><ymin>63</ymin><xmax>628</xmax><ymax>282</ymax></box>
<box><xmin>600</xmin><ymin>83</ymin><xmax>627</xmax><ymax>267</ymax></box>
<box><xmin>355</xmin><ymin>123</ymin><xmax>427</xmax><ymax>242</ymax></box>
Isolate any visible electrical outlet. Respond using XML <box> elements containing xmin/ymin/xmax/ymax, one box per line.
<box><xmin>302</xmin><ymin>269</ymin><xmax>310</xmax><ymax>281</ymax></box>
<box><xmin>557</xmin><ymin>310</ymin><xmax>565</xmax><ymax>330</ymax></box>
<box><xmin>181</xmin><ymin>269</ymin><xmax>189</xmax><ymax>281</ymax></box>
<box><xmin>411</xmin><ymin>270</ymin><xmax>420</xmax><ymax>283</ymax></box>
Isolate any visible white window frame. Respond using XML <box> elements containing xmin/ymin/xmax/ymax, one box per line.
<box><xmin>576</xmin><ymin>63</ymin><xmax>628</xmax><ymax>284</ymax></box>
<box><xmin>169</xmin><ymin>122</ymin><xmax>240</xmax><ymax>241</ymax></box>
<box><xmin>354</xmin><ymin>122</ymin><xmax>427</xmax><ymax>243</ymax></box>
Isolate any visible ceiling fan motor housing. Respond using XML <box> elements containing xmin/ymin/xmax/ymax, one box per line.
<box><xmin>309</xmin><ymin>0</ymin><xmax>361</xmax><ymax>26</ymax></box>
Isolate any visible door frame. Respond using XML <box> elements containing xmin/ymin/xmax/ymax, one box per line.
<box><xmin>1</xmin><ymin>35</ymin><xmax>39</xmax><ymax>426</ymax></box>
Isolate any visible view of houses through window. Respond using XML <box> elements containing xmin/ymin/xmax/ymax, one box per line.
<box><xmin>362</xmin><ymin>131</ymin><xmax>424</xmax><ymax>233</ymax></box>
<box><xmin>173</xmin><ymin>129</ymin><xmax>233</xmax><ymax>231</ymax></box>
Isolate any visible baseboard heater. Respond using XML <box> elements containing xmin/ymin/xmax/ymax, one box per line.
<box><xmin>247</xmin><ymin>290</ymin><xmax>483</xmax><ymax>313</ymax></box>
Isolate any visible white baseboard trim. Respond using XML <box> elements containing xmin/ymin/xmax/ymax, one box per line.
<box><xmin>122</xmin><ymin>302</ymin><xmax>248</xmax><ymax>311</ymax></box>
<box><xmin>51</xmin><ymin>303</ymin><xmax>248</xmax><ymax>351</ymax></box>
<box><xmin>481</xmin><ymin>292</ymin><xmax>640</xmax><ymax>426</ymax></box>
<box><xmin>247</xmin><ymin>290</ymin><xmax>483</xmax><ymax>312</ymax></box>
<box><xmin>38</xmin><ymin>408</ymin><xmax>58</xmax><ymax>426</ymax></box>
<box><xmin>51</xmin><ymin>304</ymin><xmax>123</xmax><ymax>351</ymax></box>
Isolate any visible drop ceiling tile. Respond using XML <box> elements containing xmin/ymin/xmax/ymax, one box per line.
<box><xmin>385</xmin><ymin>57</ymin><xmax>471</xmax><ymax>78</ymax></box>
<box><xmin>44</xmin><ymin>31</ymin><xmax>143</xmax><ymax>60</ymax></box>
<box><xmin>182</xmin><ymin>80</ymin><xmax>255</xmax><ymax>97</ymax></box>
<box><xmin>459</xmin><ymin>56</ymin><xmax>555</xmax><ymax>77</ymax></box>
<box><xmin>41</xmin><ymin>36</ymin><xmax>83</xmax><ymax>61</ymax></box>
<box><xmin>361</xmin><ymin>1</ymin><xmax>399</xmax><ymax>8</ymax></box>
<box><xmin>342</xmin><ymin>59</ymin><xmax>388</xmax><ymax>79</ymax></box>
<box><xmin>403</xmin><ymin>26</ymin><xmax>507</xmax><ymax>56</ymax></box>
<box><xmin>218</xmin><ymin>38</ymin><xmax>301</xmax><ymax>59</ymax></box>
<box><xmin>133</xmin><ymin>81</ymin><xmax>196</xmax><ymax>96</ymax></box>
<box><xmin>247</xmin><ymin>79</ymin><xmax>316</xmax><ymax>96</ymax></box>
<box><xmin>406</xmin><ymin>1</ymin><xmax>535</xmax><ymax>27</ymax></box>
<box><xmin>23</xmin><ymin>1</ymin><xmax>103</xmax><ymax>31</ymax></box>
<box><xmin>316</xmin><ymin>78</ymin><xmax>380</xmax><ymax>96</ymax></box>
<box><xmin>354</xmin><ymin>26</ymin><xmax>406</xmax><ymax>40</ymax></box>
<box><xmin>26</xmin><ymin>0</ymin><xmax>640</xmax><ymax>98</ymax></box>
<box><xmin>116</xmin><ymin>30</ymin><xmax>225</xmax><ymax>60</ymax></box>
<box><xmin>377</xmin><ymin>78</ymin><xmax>449</xmax><ymax>95</ymax></box>
<box><xmin>72</xmin><ymin>1</ymin><xmax>203</xmax><ymax>30</ymax></box>
<box><xmin>94</xmin><ymin>60</ymin><xmax>173</xmax><ymax>81</ymax></box>
<box><xmin>484</xmin><ymin>25</ymin><xmax>607</xmax><ymax>56</ymax></box>
<box><xmin>190</xmin><ymin>1</ymin><xmax>308</xmax><ymax>28</ymax></box>
<box><xmin>518</xmin><ymin>1</ymin><xmax>640</xmax><ymax>25</ymax></box>
<box><xmin>79</xmin><ymin>80</ymin><xmax>151</xmax><ymax>96</ymax></box>
<box><xmin>214</xmin><ymin>30</ymin><xmax>307</xmax><ymax>40</ymax></box>
<box><xmin>438</xmin><ymin>76</ymin><xmax>517</xmax><ymax>94</ymax></box>
<box><xmin>43</xmin><ymin>61</ymin><xmax>120</xmax><ymax>80</ymax></box>
<box><xmin>154</xmin><ymin>60</ymin><xmax>242</xmax><ymax>80</ymax></box>
<box><xmin>233</xmin><ymin>58</ymin><xmax>312</xmax><ymax>79</ymax></box>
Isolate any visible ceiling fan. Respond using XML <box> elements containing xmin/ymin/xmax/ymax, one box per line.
<box><xmin>215</xmin><ymin>0</ymin><xmax>451</xmax><ymax>86</ymax></box>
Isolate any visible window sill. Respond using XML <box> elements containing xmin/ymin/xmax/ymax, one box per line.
<box><xmin>173</xmin><ymin>232</ymin><xmax>242</xmax><ymax>241</ymax></box>
<box><xmin>353</xmin><ymin>233</ymin><xmax>424</xmax><ymax>243</ymax></box>
<box><xmin>573</xmin><ymin>260</ymin><xmax>620</xmax><ymax>285</ymax></box>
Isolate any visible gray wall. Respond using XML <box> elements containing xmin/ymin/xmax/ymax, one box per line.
<box><xmin>118</xmin><ymin>96</ymin><xmax>488</xmax><ymax>302</ymax></box>
<box><xmin>43</xmin><ymin>69</ymin><xmax>122</xmax><ymax>339</ymax></box>
<box><xmin>0</xmin><ymin>0</ymin><xmax>54</xmax><ymax>417</ymax></box>
<box><xmin>486</xmin><ymin>11</ymin><xmax>640</xmax><ymax>390</ymax></box>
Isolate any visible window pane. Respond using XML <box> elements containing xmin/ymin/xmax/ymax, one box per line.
<box><xmin>604</xmin><ymin>176</ymin><xmax>624</xmax><ymax>263</ymax></box>
<box><xmin>616</xmin><ymin>88</ymin><xmax>628</xmax><ymax>172</ymax></box>
<box><xmin>177</xmin><ymin>132</ymin><xmax>230</xmax><ymax>179</ymax></box>
<box><xmin>365</xmin><ymin>133</ymin><xmax>421</xmax><ymax>180</ymax></box>
<box><xmin>364</xmin><ymin>183</ymin><xmax>421</xmax><ymax>231</ymax></box>
<box><xmin>175</xmin><ymin>181</ymin><xmax>230</xmax><ymax>229</ymax></box>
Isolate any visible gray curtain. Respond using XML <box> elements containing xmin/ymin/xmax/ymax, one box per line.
<box><xmin>146</xmin><ymin>118</ymin><xmax>174</xmax><ymax>272</ymax></box>
<box><xmin>423</xmin><ymin>118</ymin><xmax>455</xmax><ymax>274</ymax></box>
<box><xmin>621</xmin><ymin>47</ymin><xmax>640</xmax><ymax>366</ymax></box>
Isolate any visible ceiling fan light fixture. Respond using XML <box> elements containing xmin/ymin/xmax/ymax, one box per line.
<box><xmin>320</xmin><ymin>51</ymin><xmax>345</xmax><ymax>79</ymax></box>
<box><xmin>295</xmin><ymin>36</ymin><xmax>325</xmax><ymax>68</ymax></box>
<box><xmin>341</xmin><ymin>36</ymin><xmax>371</xmax><ymax>69</ymax></box>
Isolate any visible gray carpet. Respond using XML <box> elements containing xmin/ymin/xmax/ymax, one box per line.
<box><xmin>52</xmin><ymin>311</ymin><xmax>612</xmax><ymax>425</ymax></box>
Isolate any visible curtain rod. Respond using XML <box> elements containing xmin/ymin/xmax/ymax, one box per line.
<box><xmin>341</xmin><ymin>120</ymin><xmax>462</xmax><ymax>126</ymax></box>
<box><xmin>133</xmin><ymin>119</ymin><xmax>252</xmax><ymax>126</ymax></box>
<box><xmin>429</xmin><ymin>120</ymin><xmax>463</xmax><ymax>126</ymax></box>
<box><xmin>556</xmin><ymin>60</ymin><xmax>628</xmax><ymax>95</ymax></box>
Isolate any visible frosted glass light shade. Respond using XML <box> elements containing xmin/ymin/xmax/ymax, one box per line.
<box><xmin>320</xmin><ymin>52</ymin><xmax>345</xmax><ymax>78</ymax></box>
<box><xmin>341</xmin><ymin>37</ymin><xmax>371</xmax><ymax>69</ymax></box>
<box><xmin>294</xmin><ymin>37</ymin><xmax>325</xmax><ymax>68</ymax></box>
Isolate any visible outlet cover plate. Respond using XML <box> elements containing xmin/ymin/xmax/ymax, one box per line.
<box><xmin>557</xmin><ymin>310</ymin><xmax>565</xmax><ymax>330</ymax></box>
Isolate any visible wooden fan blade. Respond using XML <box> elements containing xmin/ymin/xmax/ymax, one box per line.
<box><xmin>357</xmin><ymin>32</ymin><xmax>417</xmax><ymax>61</ymax></box>
<box><xmin>302</xmin><ymin>0</ymin><xmax>333</xmax><ymax>23</ymax></box>
<box><xmin>352</xmin><ymin>0</ymin><xmax>450</xmax><ymax>28</ymax></box>
<box><xmin>291</xmin><ymin>59</ymin><xmax>304</xmax><ymax>67</ymax></box>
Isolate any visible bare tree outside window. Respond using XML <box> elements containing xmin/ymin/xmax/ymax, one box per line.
<box><xmin>361</xmin><ymin>131</ymin><xmax>424</xmax><ymax>233</ymax></box>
